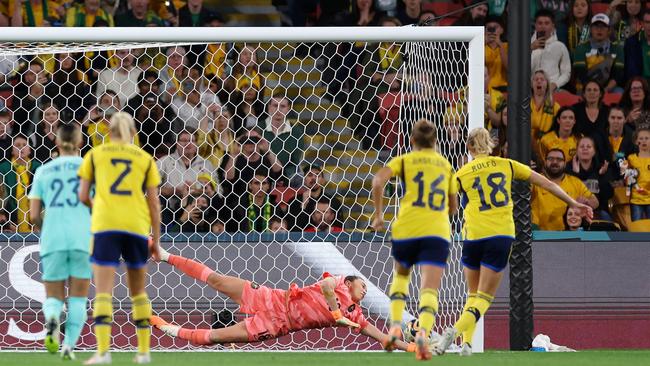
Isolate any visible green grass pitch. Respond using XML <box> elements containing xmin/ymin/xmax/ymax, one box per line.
<box><xmin>5</xmin><ymin>350</ymin><xmax>649</xmax><ymax>366</ymax></box>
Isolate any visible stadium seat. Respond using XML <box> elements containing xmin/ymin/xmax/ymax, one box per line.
<box><xmin>627</xmin><ymin>219</ymin><xmax>650</xmax><ymax>232</ymax></box>
<box><xmin>591</xmin><ymin>3</ymin><xmax>610</xmax><ymax>15</ymax></box>
<box><xmin>553</xmin><ymin>91</ymin><xmax>582</xmax><ymax>107</ymax></box>
<box><xmin>603</xmin><ymin>92</ymin><xmax>622</xmax><ymax>106</ymax></box>
<box><xmin>588</xmin><ymin>220</ymin><xmax>621</xmax><ymax>231</ymax></box>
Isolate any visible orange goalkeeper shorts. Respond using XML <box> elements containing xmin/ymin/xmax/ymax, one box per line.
<box><xmin>240</xmin><ymin>281</ymin><xmax>291</xmax><ymax>342</ymax></box>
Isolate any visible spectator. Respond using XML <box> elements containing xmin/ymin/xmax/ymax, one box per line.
<box><xmin>287</xmin><ymin>163</ymin><xmax>342</xmax><ymax>231</ymax></box>
<box><xmin>223</xmin><ymin>134</ymin><xmax>283</xmax><ymax>196</ymax></box>
<box><xmin>232</xmin><ymin>80</ymin><xmax>264</xmax><ymax>135</ymax></box>
<box><xmin>202</xmin><ymin>13</ymin><xmax>228</xmax><ymax>80</ymax></box>
<box><xmin>608</xmin><ymin>106</ymin><xmax>636</xmax><ymax>229</ymax></box>
<box><xmin>177</xmin><ymin>194</ymin><xmax>215</xmax><ymax>233</ymax></box>
<box><xmin>531</xmin><ymin>9</ymin><xmax>572</xmax><ymax>91</ymax></box>
<box><xmin>532</xmin><ymin>148</ymin><xmax>598</xmax><ymax>230</ymax></box>
<box><xmin>134</xmin><ymin>93</ymin><xmax>176</xmax><ymax>158</ymax></box>
<box><xmin>484</xmin><ymin>15</ymin><xmax>508</xmax><ymax>92</ymax></box>
<box><xmin>418</xmin><ymin>9</ymin><xmax>437</xmax><ymax>26</ymax></box>
<box><xmin>159</xmin><ymin>46</ymin><xmax>189</xmax><ymax>103</ymax></box>
<box><xmin>572</xmin><ymin>79</ymin><xmax>611</xmax><ymax>163</ymax></box>
<box><xmin>115</xmin><ymin>0</ymin><xmax>164</xmax><ymax>26</ymax></box>
<box><xmin>564</xmin><ymin>0</ymin><xmax>592</xmax><ymax>57</ymax></box>
<box><xmin>260</xmin><ymin>95</ymin><xmax>304</xmax><ymax>179</ymax></box>
<box><xmin>48</xmin><ymin>52</ymin><xmax>91</xmax><ymax>123</ymax></box>
<box><xmin>228</xmin><ymin>171</ymin><xmax>280</xmax><ymax>232</ymax></box>
<box><xmin>609</xmin><ymin>0</ymin><xmax>645</xmax><ymax>43</ymax></box>
<box><xmin>0</xmin><ymin>110</ymin><xmax>15</xmax><ymax>160</ymax></box>
<box><xmin>0</xmin><ymin>54</ymin><xmax>19</xmax><ymax>90</ymax></box>
<box><xmin>95</xmin><ymin>48</ymin><xmax>142</xmax><ymax>107</ymax></box>
<box><xmin>623</xmin><ymin>8</ymin><xmax>650</xmax><ymax>80</ymax></box>
<box><xmin>568</xmin><ymin>135</ymin><xmax>613</xmax><ymax>219</ymax></box>
<box><xmin>397</xmin><ymin>0</ymin><xmax>422</xmax><ymax>26</ymax></box>
<box><xmin>0</xmin><ymin>209</ymin><xmax>15</xmax><ymax>232</ymax></box>
<box><xmin>627</xmin><ymin>127</ymin><xmax>650</xmax><ymax>221</ymax></box>
<box><xmin>620</xmin><ymin>76</ymin><xmax>650</xmax><ymax>128</ymax></box>
<box><xmin>564</xmin><ymin>206</ymin><xmax>587</xmax><ymax>230</ymax></box>
<box><xmin>170</xmin><ymin>70</ymin><xmax>211</xmax><ymax>131</ymax></box>
<box><xmin>125</xmin><ymin>69</ymin><xmax>161</xmax><ymax>115</ymax></box>
<box><xmin>85</xmin><ymin>90</ymin><xmax>138</xmax><ymax>147</ymax></box>
<box><xmin>157</xmin><ymin>129</ymin><xmax>218</xmax><ymax>226</ymax></box>
<box><xmin>454</xmin><ymin>1</ymin><xmax>488</xmax><ymax>26</ymax></box>
<box><xmin>197</xmin><ymin>103</ymin><xmax>235</xmax><ymax>171</ymax></box>
<box><xmin>226</xmin><ymin>45</ymin><xmax>264</xmax><ymax>94</ymax></box>
<box><xmin>12</xmin><ymin>60</ymin><xmax>50</xmax><ymax>135</ymax></box>
<box><xmin>269</xmin><ymin>216</ymin><xmax>288</xmax><ymax>233</ymax></box>
<box><xmin>531</xmin><ymin>0</ymin><xmax>571</xmax><ymax>43</ymax></box>
<box><xmin>30</xmin><ymin>102</ymin><xmax>60</xmax><ymax>163</ymax></box>
<box><xmin>540</xmin><ymin>107</ymin><xmax>580</xmax><ymax>163</ymax></box>
<box><xmin>305</xmin><ymin>197</ymin><xmax>344</xmax><ymax>233</ymax></box>
<box><xmin>572</xmin><ymin>13</ymin><xmax>625</xmax><ymax>93</ymax></box>
<box><xmin>0</xmin><ymin>134</ymin><xmax>41</xmax><ymax>233</ymax></box>
<box><xmin>531</xmin><ymin>70</ymin><xmax>560</xmax><ymax>163</ymax></box>
<box><xmin>348</xmin><ymin>0</ymin><xmax>386</xmax><ymax>26</ymax></box>
<box><xmin>485</xmin><ymin>68</ymin><xmax>506</xmax><ymax>132</ymax></box>
<box><xmin>4</xmin><ymin>0</ymin><xmax>63</xmax><ymax>27</ymax></box>
<box><xmin>179</xmin><ymin>0</ymin><xmax>213</xmax><ymax>27</ymax></box>
<box><xmin>442</xmin><ymin>104</ymin><xmax>469</xmax><ymax>170</ymax></box>
<box><xmin>65</xmin><ymin>0</ymin><xmax>114</xmax><ymax>27</ymax></box>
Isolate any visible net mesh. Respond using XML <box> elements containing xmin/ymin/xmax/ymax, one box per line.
<box><xmin>0</xmin><ymin>37</ymin><xmax>471</xmax><ymax>350</ymax></box>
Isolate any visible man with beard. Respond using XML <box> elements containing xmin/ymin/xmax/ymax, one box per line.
<box><xmin>305</xmin><ymin>197</ymin><xmax>344</xmax><ymax>233</ymax></box>
<box><xmin>287</xmin><ymin>164</ymin><xmax>342</xmax><ymax>231</ymax></box>
<box><xmin>532</xmin><ymin>149</ymin><xmax>598</xmax><ymax>230</ymax></box>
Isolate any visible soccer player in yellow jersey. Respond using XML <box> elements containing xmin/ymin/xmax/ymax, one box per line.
<box><xmin>436</xmin><ymin>128</ymin><xmax>593</xmax><ymax>356</ymax></box>
<box><xmin>371</xmin><ymin>119</ymin><xmax>458</xmax><ymax>361</ymax></box>
<box><xmin>77</xmin><ymin>112</ymin><xmax>162</xmax><ymax>365</ymax></box>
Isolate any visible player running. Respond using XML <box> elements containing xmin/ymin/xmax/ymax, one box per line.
<box><xmin>29</xmin><ymin>124</ymin><xmax>91</xmax><ymax>360</ymax></box>
<box><xmin>150</xmin><ymin>247</ymin><xmax>422</xmax><ymax>353</ymax></box>
<box><xmin>78</xmin><ymin>112</ymin><xmax>162</xmax><ymax>365</ymax></box>
<box><xmin>436</xmin><ymin>127</ymin><xmax>593</xmax><ymax>356</ymax></box>
<box><xmin>371</xmin><ymin>119</ymin><xmax>458</xmax><ymax>360</ymax></box>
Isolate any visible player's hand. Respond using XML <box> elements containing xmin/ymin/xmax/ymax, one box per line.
<box><xmin>149</xmin><ymin>236</ymin><xmax>161</xmax><ymax>262</ymax></box>
<box><xmin>371</xmin><ymin>215</ymin><xmax>385</xmax><ymax>232</ymax></box>
<box><xmin>569</xmin><ymin>201</ymin><xmax>594</xmax><ymax>223</ymax></box>
<box><xmin>335</xmin><ymin>316</ymin><xmax>361</xmax><ymax>329</ymax></box>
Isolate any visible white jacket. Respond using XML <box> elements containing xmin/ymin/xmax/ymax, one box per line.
<box><xmin>531</xmin><ymin>32</ymin><xmax>571</xmax><ymax>89</ymax></box>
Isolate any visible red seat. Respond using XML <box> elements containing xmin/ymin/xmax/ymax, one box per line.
<box><xmin>591</xmin><ymin>3</ymin><xmax>610</xmax><ymax>15</ymax></box>
<box><xmin>553</xmin><ymin>91</ymin><xmax>582</xmax><ymax>107</ymax></box>
<box><xmin>603</xmin><ymin>92</ymin><xmax>622</xmax><ymax>106</ymax></box>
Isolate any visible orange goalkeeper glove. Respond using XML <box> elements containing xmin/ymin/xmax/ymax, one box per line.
<box><xmin>331</xmin><ymin>309</ymin><xmax>360</xmax><ymax>329</ymax></box>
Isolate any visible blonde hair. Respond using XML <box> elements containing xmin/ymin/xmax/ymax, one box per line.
<box><xmin>109</xmin><ymin>112</ymin><xmax>136</xmax><ymax>143</ymax></box>
<box><xmin>411</xmin><ymin>119</ymin><xmax>436</xmax><ymax>148</ymax></box>
<box><xmin>55</xmin><ymin>124</ymin><xmax>82</xmax><ymax>153</ymax></box>
<box><xmin>467</xmin><ymin>127</ymin><xmax>495</xmax><ymax>155</ymax></box>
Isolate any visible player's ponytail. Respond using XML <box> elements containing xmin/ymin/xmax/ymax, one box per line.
<box><xmin>55</xmin><ymin>123</ymin><xmax>81</xmax><ymax>154</ymax></box>
<box><xmin>467</xmin><ymin>127</ymin><xmax>495</xmax><ymax>156</ymax></box>
<box><xmin>109</xmin><ymin>112</ymin><xmax>136</xmax><ymax>143</ymax></box>
<box><xmin>411</xmin><ymin>119</ymin><xmax>436</xmax><ymax>149</ymax></box>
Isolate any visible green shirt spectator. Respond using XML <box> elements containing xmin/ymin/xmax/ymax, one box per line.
<box><xmin>115</xmin><ymin>0</ymin><xmax>164</xmax><ymax>27</ymax></box>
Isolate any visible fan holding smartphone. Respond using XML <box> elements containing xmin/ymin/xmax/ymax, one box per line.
<box><xmin>531</xmin><ymin>9</ymin><xmax>572</xmax><ymax>92</ymax></box>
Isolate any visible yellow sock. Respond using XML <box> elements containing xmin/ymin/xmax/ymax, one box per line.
<box><xmin>453</xmin><ymin>291</ymin><xmax>493</xmax><ymax>334</ymax></box>
<box><xmin>92</xmin><ymin>293</ymin><xmax>113</xmax><ymax>355</ymax></box>
<box><xmin>388</xmin><ymin>271</ymin><xmax>410</xmax><ymax>326</ymax></box>
<box><xmin>132</xmin><ymin>293</ymin><xmax>152</xmax><ymax>355</ymax></box>
<box><xmin>461</xmin><ymin>293</ymin><xmax>477</xmax><ymax>345</ymax></box>
<box><xmin>417</xmin><ymin>288</ymin><xmax>438</xmax><ymax>337</ymax></box>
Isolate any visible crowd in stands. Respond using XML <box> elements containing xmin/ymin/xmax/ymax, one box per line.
<box><xmin>0</xmin><ymin>0</ymin><xmax>649</xmax><ymax>233</ymax></box>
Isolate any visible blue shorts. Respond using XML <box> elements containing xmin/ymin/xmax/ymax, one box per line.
<box><xmin>391</xmin><ymin>236</ymin><xmax>450</xmax><ymax>269</ymax></box>
<box><xmin>41</xmin><ymin>250</ymin><xmax>92</xmax><ymax>281</ymax></box>
<box><xmin>461</xmin><ymin>236</ymin><xmax>514</xmax><ymax>272</ymax></box>
<box><xmin>91</xmin><ymin>231</ymin><xmax>149</xmax><ymax>269</ymax></box>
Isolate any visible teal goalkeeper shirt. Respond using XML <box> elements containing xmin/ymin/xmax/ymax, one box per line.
<box><xmin>28</xmin><ymin>156</ymin><xmax>91</xmax><ymax>256</ymax></box>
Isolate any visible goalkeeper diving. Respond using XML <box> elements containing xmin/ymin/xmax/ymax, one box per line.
<box><xmin>150</xmin><ymin>247</ymin><xmax>422</xmax><ymax>352</ymax></box>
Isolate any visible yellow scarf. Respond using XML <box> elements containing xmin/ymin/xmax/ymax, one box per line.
<box><xmin>379</xmin><ymin>43</ymin><xmax>402</xmax><ymax>71</ymax></box>
<box><xmin>205</xmin><ymin>43</ymin><xmax>227</xmax><ymax>78</ymax></box>
<box><xmin>12</xmin><ymin>158</ymin><xmax>31</xmax><ymax>233</ymax></box>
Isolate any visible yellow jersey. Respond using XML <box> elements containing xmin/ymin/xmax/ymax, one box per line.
<box><xmin>78</xmin><ymin>142</ymin><xmax>161</xmax><ymax>236</ymax></box>
<box><xmin>628</xmin><ymin>154</ymin><xmax>650</xmax><ymax>205</ymax></box>
<box><xmin>455</xmin><ymin>155</ymin><xmax>531</xmax><ymax>240</ymax></box>
<box><xmin>532</xmin><ymin>174</ymin><xmax>594</xmax><ymax>230</ymax></box>
<box><xmin>531</xmin><ymin>100</ymin><xmax>559</xmax><ymax>140</ymax></box>
<box><xmin>485</xmin><ymin>43</ymin><xmax>508</xmax><ymax>90</ymax></box>
<box><xmin>386</xmin><ymin>149</ymin><xmax>456</xmax><ymax>241</ymax></box>
<box><xmin>539</xmin><ymin>131</ymin><xmax>578</xmax><ymax>162</ymax></box>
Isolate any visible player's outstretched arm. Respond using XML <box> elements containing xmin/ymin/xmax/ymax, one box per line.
<box><xmin>319</xmin><ymin>277</ymin><xmax>360</xmax><ymax>329</ymax></box>
<box><xmin>529</xmin><ymin>171</ymin><xmax>594</xmax><ymax>221</ymax></box>
<box><xmin>361</xmin><ymin>324</ymin><xmax>415</xmax><ymax>352</ymax></box>
<box><xmin>371</xmin><ymin>167</ymin><xmax>393</xmax><ymax>231</ymax></box>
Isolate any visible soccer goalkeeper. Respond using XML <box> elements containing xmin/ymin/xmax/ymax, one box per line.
<box><xmin>151</xmin><ymin>247</ymin><xmax>418</xmax><ymax>352</ymax></box>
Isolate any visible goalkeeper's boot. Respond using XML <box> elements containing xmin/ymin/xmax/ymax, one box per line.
<box><xmin>61</xmin><ymin>344</ymin><xmax>76</xmax><ymax>361</ymax></box>
<box><xmin>382</xmin><ymin>325</ymin><xmax>402</xmax><ymax>352</ymax></box>
<box><xmin>435</xmin><ymin>327</ymin><xmax>458</xmax><ymax>356</ymax></box>
<box><xmin>414</xmin><ymin>329</ymin><xmax>432</xmax><ymax>361</ymax></box>
<box><xmin>134</xmin><ymin>353</ymin><xmax>151</xmax><ymax>364</ymax></box>
<box><xmin>460</xmin><ymin>343</ymin><xmax>472</xmax><ymax>356</ymax></box>
<box><xmin>151</xmin><ymin>315</ymin><xmax>180</xmax><ymax>337</ymax></box>
<box><xmin>44</xmin><ymin>317</ymin><xmax>60</xmax><ymax>354</ymax></box>
<box><xmin>83</xmin><ymin>352</ymin><xmax>111</xmax><ymax>365</ymax></box>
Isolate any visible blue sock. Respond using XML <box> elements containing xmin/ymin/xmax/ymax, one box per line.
<box><xmin>43</xmin><ymin>297</ymin><xmax>64</xmax><ymax>323</ymax></box>
<box><xmin>64</xmin><ymin>297</ymin><xmax>88</xmax><ymax>348</ymax></box>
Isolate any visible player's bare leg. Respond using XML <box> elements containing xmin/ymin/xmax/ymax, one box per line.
<box><xmin>155</xmin><ymin>246</ymin><xmax>247</xmax><ymax>304</ymax></box>
<box><xmin>151</xmin><ymin>316</ymin><xmax>250</xmax><ymax>345</ymax></box>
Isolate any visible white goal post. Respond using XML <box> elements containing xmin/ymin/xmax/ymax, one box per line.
<box><xmin>0</xmin><ymin>26</ymin><xmax>484</xmax><ymax>351</ymax></box>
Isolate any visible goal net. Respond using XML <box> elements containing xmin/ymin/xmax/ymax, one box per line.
<box><xmin>0</xmin><ymin>27</ymin><xmax>483</xmax><ymax>351</ymax></box>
